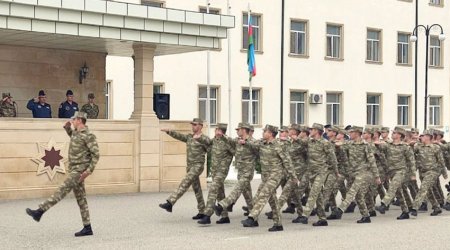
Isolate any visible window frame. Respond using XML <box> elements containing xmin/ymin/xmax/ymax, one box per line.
<box><xmin>326</xmin><ymin>92</ymin><xmax>343</xmax><ymax>126</ymax></box>
<box><xmin>429</xmin><ymin>0</ymin><xmax>444</xmax><ymax>7</ymax></box>
<box><xmin>141</xmin><ymin>0</ymin><xmax>165</xmax><ymax>8</ymax></box>
<box><xmin>397</xmin><ymin>95</ymin><xmax>411</xmax><ymax>126</ymax></box>
<box><xmin>428</xmin><ymin>96</ymin><xmax>443</xmax><ymax>127</ymax></box>
<box><xmin>289</xmin><ymin>89</ymin><xmax>308</xmax><ymax>125</ymax></box>
<box><xmin>366</xmin><ymin>28</ymin><xmax>383</xmax><ymax>63</ymax></box>
<box><xmin>198</xmin><ymin>85</ymin><xmax>220</xmax><ymax>126</ymax></box>
<box><xmin>366</xmin><ymin>93</ymin><xmax>382</xmax><ymax>126</ymax></box>
<box><xmin>242</xmin><ymin>12</ymin><xmax>263</xmax><ymax>52</ymax></box>
<box><xmin>289</xmin><ymin>19</ymin><xmax>309</xmax><ymax>58</ymax></box>
<box><xmin>397</xmin><ymin>32</ymin><xmax>412</xmax><ymax>66</ymax></box>
<box><xmin>325</xmin><ymin>23</ymin><xmax>344</xmax><ymax>61</ymax></box>
<box><xmin>241</xmin><ymin>87</ymin><xmax>262</xmax><ymax>126</ymax></box>
<box><xmin>153</xmin><ymin>82</ymin><xmax>165</xmax><ymax>94</ymax></box>
<box><xmin>429</xmin><ymin>35</ymin><xmax>443</xmax><ymax>68</ymax></box>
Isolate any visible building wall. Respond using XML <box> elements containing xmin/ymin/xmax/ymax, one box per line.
<box><xmin>0</xmin><ymin>45</ymin><xmax>107</xmax><ymax>118</ymax></box>
<box><xmin>107</xmin><ymin>0</ymin><xmax>450</xmax><ymax>137</ymax></box>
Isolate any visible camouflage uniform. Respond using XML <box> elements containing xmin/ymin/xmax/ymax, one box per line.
<box><xmin>165</xmin><ymin>130</ymin><xmax>209</xmax><ymax>213</ymax></box>
<box><xmin>39</xmin><ymin>120</ymin><xmax>100</xmax><ymax>226</ymax></box>
<box><xmin>412</xmin><ymin>140</ymin><xmax>448</xmax><ymax>211</ymax></box>
<box><xmin>377</xmin><ymin>138</ymin><xmax>416</xmax><ymax>214</ymax></box>
<box><xmin>248</xmin><ymin>125</ymin><xmax>296</xmax><ymax>227</ymax></box>
<box><xmin>0</xmin><ymin>93</ymin><xmax>16</xmax><ymax>117</ymax></box>
<box><xmin>80</xmin><ymin>103</ymin><xmax>99</xmax><ymax>119</ymax></box>
<box><xmin>338</xmin><ymin>137</ymin><xmax>379</xmax><ymax>218</ymax></box>
<box><xmin>198</xmin><ymin>132</ymin><xmax>235</xmax><ymax>218</ymax></box>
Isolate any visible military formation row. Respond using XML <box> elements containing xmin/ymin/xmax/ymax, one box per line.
<box><xmin>159</xmin><ymin>119</ymin><xmax>450</xmax><ymax>232</ymax></box>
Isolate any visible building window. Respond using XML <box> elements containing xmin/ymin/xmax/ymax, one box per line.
<box><xmin>326</xmin><ymin>93</ymin><xmax>341</xmax><ymax>125</ymax></box>
<box><xmin>243</xmin><ymin>13</ymin><xmax>261</xmax><ymax>51</ymax></box>
<box><xmin>198</xmin><ymin>86</ymin><xmax>218</xmax><ymax>125</ymax></box>
<box><xmin>429</xmin><ymin>0</ymin><xmax>443</xmax><ymax>6</ymax></box>
<box><xmin>429</xmin><ymin>96</ymin><xmax>442</xmax><ymax>126</ymax></box>
<box><xmin>290</xmin><ymin>91</ymin><xmax>306</xmax><ymax>124</ymax></box>
<box><xmin>430</xmin><ymin>36</ymin><xmax>442</xmax><ymax>67</ymax></box>
<box><xmin>153</xmin><ymin>83</ymin><xmax>164</xmax><ymax>94</ymax></box>
<box><xmin>367</xmin><ymin>94</ymin><xmax>381</xmax><ymax>125</ymax></box>
<box><xmin>199</xmin><ymin>7</ymin><xmax>220</xmax><ymax>14</ymax></box>
<box><xmin>367</xmin><ymin>29</ymin><xmax>381</xmax><ymax>62</ymax></box>
<box><xmin>141</xmin><ymin>0</ymin><xmax>165</xmax><ymax>7</ymax></box>
<box><xmin>397</xmin><ymin>96</ymin><xmax>410</xmax><ymax>126</ymax></box>
<box><xmin>326</xmin><ymin>24</ymin><xmax>342</xmax><ymax>59</ymax></box>
<box><xmin>290</xmin><ymin>20</ymin><xmax>307</xmax><ymax>56</ymax></box>
<box><xmin>242</xmin><ymin>88</ymin><xmax>260</xmax><ymax>125</ymax></box>
<box><xmin>397</xmin><ymin>33</ymin><xmax>410</xmax><ymax>64</ymax></box>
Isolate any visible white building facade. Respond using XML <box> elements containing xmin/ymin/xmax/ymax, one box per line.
<box><xmin>108</xmin><ymin>0</ymin><xmax>450</xmax><ymax>136</ymax></box>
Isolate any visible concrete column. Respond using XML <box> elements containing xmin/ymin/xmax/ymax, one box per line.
<box><xmin>131</xmin><ymin>44</ymin><xmax>161</xmax><ymax>192</ymax></box>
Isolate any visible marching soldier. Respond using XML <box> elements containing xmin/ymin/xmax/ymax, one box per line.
<box><xmin>80</xmin><ymin>93</ymin><xmax>99</xmax><ymax>119</ymax></box>
<box><xmin>26</xmin><ymin>111</ymin><xmax>100</xmax><ymax>237</ymax></box>
<box><xmin>159</xmin><ymin>118</ymin><xmax>210</xmax><ymax>220</ymax></box>
<box><xmin>0</xmin><ymin>92</ymin><xmax>17</xmax><ymax>117</ymax></box>
<box><xmin>27</xmin><ymin>90</ymin><xmax>52</xmax><ymax>118</ymax></box>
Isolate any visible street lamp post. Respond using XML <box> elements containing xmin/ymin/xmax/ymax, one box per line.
<box><xmin>410</xmin><ymin>24</ymin><xmax>445</xmax><ymax>130</ymax></box>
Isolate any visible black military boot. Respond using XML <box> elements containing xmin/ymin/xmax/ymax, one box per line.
<box><xmin>268</xmin><ymin>225</ymin><xmax>284</xmax><ymax>232</ymax></box>
<box><xmin>369</xmin><ymin>210</ymin><xmax>377</xmax><ymax>217</ymax></box>
<box><xmin>418</xmin><ymin>202</ymin><xmax>428</xmax><ymax>212</ymax></box>
<box><xmin>26</xmin><ymin>208</ymin><xmax>44</xmax><ymax>222</ymax></box>
<box><xmin>392</xmin><ymin>198</ymin><xmax>400</xmax><ymax>206</ymax></box>
<box><xmin>197</xmin><ymin>215</ymin><xmax>211</xmax><ymax>224</ymax></box>
<box><xmin>312</xmin><ymin>220</ymin><xmax>328</xmax><ymax>226</ymax></box>
<box><xmin>409</xmin><ymin>208</ymin><xmax>418</xmax><ymax>217</ymax></box>
<box><xmin>265</xmin><ymin>211</ymin><xmax>273</xmax><ymax>219</ymax></box>
<box><xmin>356</xmin><ymin>216</ymin><xmax>371</xmax><ymax>224</ymax></box>
<box><xmin>159</xmin><ymin>201</ymin><xmax>173</xmax><ymax>213</ymax></box>
<box><xmin>74</xmin><ymin>224</ymin><xmax>93</xmax><ymax>237</ymax></box>
<box><xmin>396</xmin><ymin>212</ymin><xmax>410</xmax><ymax>220</ymax></box>
<box><xmin>430</xmin><ymin>208</ymin><xmax>442</xmax><ymax>216</ymax></box>
<box><xmin>301</xmin><ymin>196</ymin><xmax>308</xmax><ymax>206</ymax></box>
<box><xmin>345</xmin><ymin>202</ymin><xmax>356</xmax><ymax>213</ymax></box>
<box><xmin>227</xmin><ymin>203</ymin><xmax>234</xmax><ymax>212</ymax></box>
<box><xmin>292</xmin><ymin>216</ymin><xmax>308</xmax><ymax>224</ymax></box>
<box><xmin>375</xmin><ymin>202</ymin><xmax>387</xmax><ymax>214</ymax></box>
<box><xmin>443</xmin><ymin>202</ymin><xmax>450</xmax><ymax>211</ymax></box>
<box><xmin>324</xmin><ymin>203</ymin><xmax>330</xmax><ymax>213</ymax></box>
<box><xmin>310</xmin><ymin>208</ymin><xmax>317</xmax><ymax>216</ymax></box>
<box><xmin>192</xmin><ymin>213</ymin><xmax>206</xmax><ymax>220</ymax></box>
<box><xmin>242</xmin><ymin>206</ymin><xmax>249</xmax><ymax>212</ymax></box>
<box><xmin>241</xmin><ymin>217</ymin><xmax>259</xmax><ymax>227</ymax></box>
<box><xmin>327</xmin><ymin>207</ymin><xmax>343</xmax><ymax>220</ymax></box>
<box><xmin>282</xmin><ymin>203</ymin><xmax>296</xmax><ymax>214</ymax></box>
<box><xmin>213</xmin><ymin>204</ymin><xmax>224</xmax><ymax>216</ymax></box>
<box><xmin>216</xmin><ymin>217</ymin><xmax>230</xmax><ymax>224</ymax></box>
<box><xmin>243</xmin><ymin>212</ymin><xmax>249</xmax><ymax>216</ymax></box>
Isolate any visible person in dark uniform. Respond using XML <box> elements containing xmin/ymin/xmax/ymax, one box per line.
<box><xmin>58</xmin><ymin>90</ymin><xmax>79</xmax><ymax>118</ymax></box>
<box><xmin>27</xmin><ymin>90</ymin><xmax>52</xmax><ymax>118</ymax></box>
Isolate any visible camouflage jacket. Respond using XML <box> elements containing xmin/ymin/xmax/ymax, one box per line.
<box><xmin>330</xmin><ymin>139</ymin><xmax>349</xmax><ymax>176</ymax></box>
<box><xmin>437</xmin><ymin>143</ymin><xmax>450</xmax><ymax>170</ymax></box>
<box><xmin>289</xmin><ymin>139</ymin><xmax>308</xmax><ymax>172</ymax></box>
<box><xmin>377</xmin><ymin>142</ymin><xmax>416</xmax><ymax>176</ymax></box>
<box><xmin>249</xmin><ymin>139</ymin><xmax>295</xmax><ymax>178</ymax></box>
<box><xmin>229</xmin><ymin>136</ymin><xmax>258</xmax><ymax>166</ymax></box>
<box><xmin>0</xmin><ymin>102</ymin><xmax>16</xmax><ymax>117</ymax></box>
<box><xmin>414</xmin><ymin>143</ymin><xmax>448</xmax><ymax>177</ymax></box>
<box><xmin>197</xmin><ymin>135</ymin><xmax>235</xmax><ymax>174</ymax></box>
<box><xmin>167</xmin><ymin>131</ymin><xmax>209</xmax><ymax>166</ymax></box>
<box><xmin>297</xmin><ymin>138</ymin><xmax>339</xmax><ymax>176</ymax></box>
<box><xmin>80</xmin><ymin>103</ymin><xmax>99</xmax><ymax>119</ymax></box>
<box><xmin>368</xmin><ymin>141</ymin><xmax>388</xmax><ymax>176</ymax></box>
<box><xmin>64</xmin><ymin>126</ymin><xmax>100</xmax><ymax>174</ymax></box>
<box><xmin>341</xmin><ymin>140</ymin><xmax>379</xmax><ymax>178</ymax></box>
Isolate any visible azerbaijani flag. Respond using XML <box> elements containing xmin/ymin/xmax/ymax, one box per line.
<box><xmin>247</xmin><ymin>14</ymin><xmax>256</xmax><ymax>80</ymax></box>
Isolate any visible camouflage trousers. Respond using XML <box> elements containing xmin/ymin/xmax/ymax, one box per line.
<box><xmin>39</xmin><ymin>170</ymin><xmax>90</xmax><ymax>226</ymax></box>
<box><xmin>329</xmin><ymin>175</ymin><xmax>347</xmax><ymax>209</ymax></box>
<box><xmin>364</xmin><ymin>182</ymin><xmax>378</xmax><ymax>213</ymax></box>
<box><xmin>167</xmin><ymin>163</ymin><xmax>205</xmax><ymax>213</ymax></box>
<box><xmin>204</xmin><ymin>166</ymin><xmax>230</xmax><ymax>217</ymax></box>
<box><xmin>407</xmin><ymin>179</ymin><xmax>419</xmax><ymax>199</ymax></box>
<box><xmin>413</xmin><ymin>170</ymin><xmax>441</xmax><ymax>210</ymax></box>
<box><xmin>302</xmin><ymin>172</ymin><xmax>328</xmax><ymax>220</ymax></box>
<box><xmin>315</xmin><ymin>172</ymin><xmax>338</xmax><ymax>219</ymax></box>
<box><xmin>249</xmin><ymin>170</ymin><xmax>283</xmax><ymax>226</ymax></box>
<box><xmin>432</xmin><ymin>179</ymin><xmax>445</xmax><ymax>205</ymax></box>
<box><xmin>277</xmin><ymin>169</ymin><xmax>309</xmax><ymax>216</ymax></box>
<box><xmin>400</xmin><ymin>182</ymin><xmax>414</xmax><ymax>208</ymax></box>
<box><xmin>338</xmin><ymin>170</ymin><xmax>373</xmax><ymax>217</ymax></box>
<box><xmin>381</xmin><ymin>169</ymin><xmax>409</xmax><ymax>213</ymax></box>
<box><xmin>219</xmin><ymin>163</ymin><xmax>254</xmax><ymax>210</ymax></box>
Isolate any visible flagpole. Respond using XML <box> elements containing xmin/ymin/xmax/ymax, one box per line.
<box><xmin>206</xmin><ymin>0</ymin><xmax>211</xmax><ymax>136</ymax></box>
<box><xmin>227</xmin><ymin>0</ymin><xmax>232</xmax><ymax>135</ymax></box>
<box><xmin>248</xmin><ymin>3</ymin><xmax>253</xmax><ymax>125</ymax></box>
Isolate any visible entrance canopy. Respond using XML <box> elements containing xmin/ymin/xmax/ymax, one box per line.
<box><xmin>0</xmin><ymin>0</ymin><xmax>234</xmax><ymax>56</ymax></box>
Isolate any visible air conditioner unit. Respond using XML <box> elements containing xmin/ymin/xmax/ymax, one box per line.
<box><xmin>309</xmin><ymin>93</ymin><xmax>323</xmax><ymax>104</ymax></box>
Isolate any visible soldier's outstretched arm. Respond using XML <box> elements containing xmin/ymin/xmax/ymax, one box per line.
<box><xmin>278</xmin><ymin>147</ymin><xmax>296</xmax><ymax>181</ymax></box>
<box><xmin>366</xmin><ymin>145</ymin><xmax>380</xmax><ymax>179</ymax></box>
<box><xmin>163</xmin><ymin>130</ymin><xmax>189</xmax><ymax>143</ymax></box>
<box><xmin>405</xmin><ymin>146</ymin><xmax>416</xmax><ymax>179</ymax></box>
<box><xmin>435</xmin><ymin>146</ymin><xmax>448</xmax><ymax>179</ymax></box>
<box><xmin>325</xmin><ymin>142</ymin><xmax>339</xmax><ymax>176</ymax></box>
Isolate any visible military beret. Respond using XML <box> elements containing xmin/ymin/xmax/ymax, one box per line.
<box><xmin>422</xmin><ymin>130</ymin><xmax>433</xmax><ymax>136</ymax></box>
<box><xmin>310</xmin><ymin>123</ymin><xmax>324</xmax><ymax>131</ymax></box>
<box><xmin>217</xmin><ymin>123</ymin><xmax>227</xmax><ymax>130</ymax></box>
<box><xmin>392</xmin><ymin>126</ymin><xmax>406</xmax><ymax>136</ymax></box>
<box><xmin>349</xmin><ymin>126</ymin><xmax>363</xmax><ymax>133</ymax></box>
<box><xmin>38</xmin><ymin>90</ymin><xmax>46</xmax><ymax>97</ymax></box>
<box><xmin>324</xmin><ymin>124</ymin><xmax>332</xmax><ymax>129</ymax></box>
<box><xmin>71</xmin><ymin>111</ymin><xmax>87</xmax><ymax>119</ymax></box>
<box><xmin>263</xmin><ymin>124</ymin><xmax>278</xmax><ymax>134</ymax></box>
<box><xmin>381</xmin><ymin>127</ymin><xmax>390</xmax><ymax>133</ymax></box>
<box><xmin>329</xmin><ymin>125</ymin><xmax>340</xmax><ymax>133</ymax></box>
<box><xmin>66</xmin><ymin>89</ymin><xmax>74</xmax><ymax>96</ymax></box>
<box><xmin>190</xmin><ymin>118</ymin><xmax>203</xmax><ymax>125</ymax></box>
<box><xmin>372</xmin><ymin>127</ymin><xmax>381</xmax><ymax>134</ymax></box>
<box><xmin>364</xmin><ymin>127</ymin><xmax>374</xmax><ymax>134</ymax></box>
<box><xmin>2</xmin><ymin>92</ymin><xmax>11</xmax><ymax>99</ymax></box>
<box><xmin>279</xmin><ymin>126</ymin><xmax>289</xmax><ymax>132</ymax></box>
<box><xmin>88</xmin><ymin>93</ymin><xmax>95</xmax><ymax>99</ymax></box>
<box><xmin>289</xmin><ymin>124</ymin><xmax>302</xmax><ymax>132</ymax></box>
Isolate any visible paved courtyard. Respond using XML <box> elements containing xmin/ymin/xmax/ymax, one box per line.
<box><xmin>1</xmin><ymin>180</ymin><xmax>449</xmax><ymax>250</ymax></box>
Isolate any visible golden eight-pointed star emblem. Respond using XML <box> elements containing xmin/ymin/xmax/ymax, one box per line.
<box><xmin>31</xmin><ymin>138</ymin><xmax>67</xmax><ymax>180</ymax></box>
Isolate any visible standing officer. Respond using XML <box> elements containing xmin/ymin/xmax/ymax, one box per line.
<box><xmin>80</xmin><ymin>93</ymin><xmax>99</xmax><ymax>119</ymax></box>
<box><xmin>59</xmin><ymin>90</ymin><xmax>79</xmax><ymax>118</ymax></box>
<box><xmin>0</xmin><ymin>92</ymin><xmax>17</xmax><ymax>117</ymax></box>
<box><xmin>26</xmin><ymin>111</ymin><xmax>100</xmax><ymax>237</ymax></box>
<box><xmin>159</xmin><ymin>118</ymin><xmax>210</xmax><ymax>220</ymax></box>
<box><xmin>197</xmin><ymin>123</ymin><xmax>235</xmax><ymax>225</ymax></box>
<box><xmin>27</xmin><ymin>90</ymin><xmax>52</xmax><ymax>118</ymax></box>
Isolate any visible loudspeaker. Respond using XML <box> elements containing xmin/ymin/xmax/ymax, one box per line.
<box><xmin>153</xmin><ymin>93</ymin><xmax>170</xmax><ymax>119</ymax></box>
